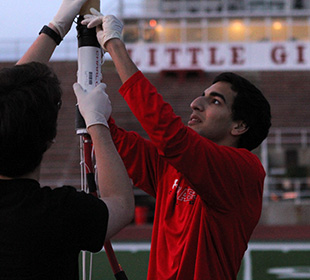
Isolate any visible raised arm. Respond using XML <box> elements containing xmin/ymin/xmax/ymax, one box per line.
<box><xmin>73</xmin><ymin>82</ymin><xmax>134</xmax><ymax>240</ymax></box>
<box><xmin>81</xmin><ymin>10</ymin><xmax>138</xmax><ymax>83</ymax></box>
<box><xmin>106</xmin><ymin>39</ymin><xmax>139</xmax><ymax>84</ymax></box>
<box><xmin>17</xmin><ymin>0</ymin><xmax>88</xmax><ymax>65</ymax></box>
<box><xmin>17</xmin><ymin>24</ymin><xmax>59</xmax><ymax>65</ymax></box>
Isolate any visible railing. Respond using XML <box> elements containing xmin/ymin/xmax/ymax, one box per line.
<box><xmin>262</xmin><ymin>128</ymin><xmax>310</xmax><ymax>204</ymax></box>
<box><xmin>103</xmin><ymin>0</ymin><xmax>310</xmax><ymax>18</ymax></box>
<box><xmin>0</xmin><ymin>37</ymin><xmax>78</xmax><ymax>62</ymax></box>
<box><xmin>157</xmin><ymin>0</ymin><xmax>310</xmax><ymax>15</ymax></box>
<box><xmin>267</xmin><ymin>128</ymin><xmax>310</xmax><ymax>148</ymax></box>
<box><xmin>265</xmin><ymin>177</ymin><xmax>310</xmax><ymax>204</ymax></box>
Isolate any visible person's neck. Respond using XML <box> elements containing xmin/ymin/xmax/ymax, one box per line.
<box><xmin>0</xmin><ymin>166</ymin><xmax>40</xmax><ymax>181</ymax></box>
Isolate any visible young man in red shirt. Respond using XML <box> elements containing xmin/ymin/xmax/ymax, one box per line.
<box><xmin>20</xmin><ymin>2</ymin><xmax>271</xmax><ymax>278</ymax></box>
<box><xmin>81</xmin><ymin>11</ymin><xmax>271</xmax><ymax>280</ymax></box>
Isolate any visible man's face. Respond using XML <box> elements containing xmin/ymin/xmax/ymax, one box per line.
<box><xmin>188</xmin><ymin>81</ymin><xmax>238</xmax><ymax>145</ymax></box>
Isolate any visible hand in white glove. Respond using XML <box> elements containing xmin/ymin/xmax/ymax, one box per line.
<box><xmin>73</xmin><ymin>83</ymin><xmax>112</xmax><ymax>128</ymax></box>
<box><xmin>81</xmin><ymin>8</ymin><xmax>123</xmax><ymax>51</ymax></box>
<box><xmin>51</xmin><ymin>0</ymin><xmax>88</xmax><ymax>39</ymax></box>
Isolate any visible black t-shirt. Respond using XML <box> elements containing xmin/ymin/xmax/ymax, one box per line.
<box><xmin>0</xmin><ymin>178</ymin><xmax>108</xmax><ymax>279</ymax></box>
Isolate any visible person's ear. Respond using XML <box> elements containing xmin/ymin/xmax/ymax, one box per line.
<box><xmin>231</xmin><ymin>121</ymin><xmax>248</xmax><ymax>136</ymax></box>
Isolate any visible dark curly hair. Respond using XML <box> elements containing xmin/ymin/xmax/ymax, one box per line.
<box><xmin>213</xmin><ymin>72</ymin><xmax>271</xmax><ymax>151</ymax></box>
<box><xmin>0</xmin><ymin>62</ymin><xmax>62</xmax><ymax>177</ymax></box>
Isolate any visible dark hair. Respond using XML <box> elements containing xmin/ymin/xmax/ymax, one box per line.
<box><xmin>0</xmin><ymin>62</ymin><xmax>62</xmax><ymax>177</ymax></box>
<box><xmin>213</xmin><ymin>72</ymin><xmax>271</xmax><ymax>151</ymax></box>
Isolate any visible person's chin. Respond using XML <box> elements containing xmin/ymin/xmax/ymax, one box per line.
<box><xmin>188</xmin><ymin>124</ymin><xmax>200</xmax><ymax>133</ymax></box>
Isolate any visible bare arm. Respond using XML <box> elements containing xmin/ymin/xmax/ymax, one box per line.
<box><xmin>87</xmin><ymin>124</ymin><xmax>134</xmax><ymax>240</ymax></box>
<box><xmin>17</xmin><ymin>24</ymin><xmax>58</xmax><ymax>65</ymax></box>
<box><xmin>81</xmin><ymin>11</ymin><xmax>138</xmax><ymax>83</ymax></box>
<box><xmin>73</xmin><ymin>82</ymin><xmax>135</xmax><ymax>240</ymax></box>
<box><xmin>105</xmin><ymin>39</ymin><xmax>139</xmax><ymax>84</ymax></box>
<box><xmin>17</xmin><ymin>0</ymin><xmax>89</xmax><ymax>65</ymax></box>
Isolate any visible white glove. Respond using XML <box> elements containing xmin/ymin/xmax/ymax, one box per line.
<box><xmin>51</xmin><ymin>0</ymin><xmax>88</xmax><ymax>39</ymax></box>
<box><xmin>73</xmin><ymin>83</ymin><xmax>112</xmax><ymax>128</ymax></box>
<box><xmin>81</xmin><ymin>8</ymin><xmax>123</xmax><ymax>51</ymax></box>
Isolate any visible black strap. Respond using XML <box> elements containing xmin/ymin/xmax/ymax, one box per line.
<box><xmin>39</xmin><ymin>25</ymin><xmax>62</xmax><ymax>45</ymax></box>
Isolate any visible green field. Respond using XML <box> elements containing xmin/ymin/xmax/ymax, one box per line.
<box><xmin>80</xmin><ymin>242</ymin><xmax>310</xmax><ymax>280</ymax></box>
<box><xmin>79</xmin><ymin>243</ymin><xmax>150</xmax><ymax>280</ymax></box>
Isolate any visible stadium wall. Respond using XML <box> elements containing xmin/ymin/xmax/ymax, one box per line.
<box><xmin>2</xmin><ymin>61</ymin><xmax>310</xmax><ymax>237</ymax></box>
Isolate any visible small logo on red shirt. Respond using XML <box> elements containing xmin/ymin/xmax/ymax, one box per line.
<box><xmin>171</xmin><ymin>179</ymin><xmax>197</xmax><ymax>204</ymax></box>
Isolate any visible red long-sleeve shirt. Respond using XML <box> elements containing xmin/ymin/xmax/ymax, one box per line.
<box><xmin>109</xmin><ymin>71</ymin><xmax>265</xmax><ymax>279</ymax></box>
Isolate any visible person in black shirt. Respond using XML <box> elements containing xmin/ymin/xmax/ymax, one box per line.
<box><xmin>0</xmin><ymin>2</ymin><xmax>134</xmax><ymax>278</ymax></box>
